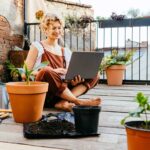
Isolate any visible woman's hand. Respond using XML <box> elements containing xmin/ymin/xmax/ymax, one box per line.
<box><xmin>21</xmin><ymin>73</ymin><xmax>26</xmax><ymax>81</ymax></box>
<box><xmin>71</xmin><ymin>75</ymin><xmax>85</xmax><ymax>86</ymax></box>
<box><xmin>53</xmin><ymin>68</ymin><xmax>67</xmax><ymax>75</ymax></box>
<box><xmin>21</xmin><ymin>71</ymin><xmax>39</xmax><ymax>81</ymax></box>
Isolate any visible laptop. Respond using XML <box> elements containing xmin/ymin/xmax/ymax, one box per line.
<box><xmin>63</xmin><ymin>51</ymin><xmax>104</xmax><ymax>80</ymax></box>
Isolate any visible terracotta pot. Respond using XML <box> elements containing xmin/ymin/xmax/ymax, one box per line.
<box><xmin>106</xmin><ymin>65</ymin><xmax>126</xmax><ymax>86</ymax></box>
<box><xmin>6</xmin><ymin>82</ymin><xmax>48</xmax><ymax>123</ymax></box>
<box><xmin>125</xmin><ymin>121</ymin><xmax>150</xmax><ymax>150</ymax></box>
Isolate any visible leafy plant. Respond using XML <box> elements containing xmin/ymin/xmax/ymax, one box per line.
<box><xmin>99</xmin><ymin>49</ymin><xmax>134</xmax><ymax>73</ymax></box>
<box><xmin>5</xmin><ymin>60</ymin><xmax>21</xmax><ymax>79</ymax></box>
<box><xmin>78</xmin><ymin>15</ymin><xmax>93</xmax><ymax>28</ymax></box>
<box><xmin>65</xmin><ymin>14</ymin><xmax>93</xmax><ymax>31</ymax></box>
<box><xmin>121</xmin><ymin>92</ymin><xmax>150</xmax><ymax>129</ymax></box>
<box><xmin>18</xmin><ymin>61</ymin><xmax>49</xmax><ymax>85</ymax></box>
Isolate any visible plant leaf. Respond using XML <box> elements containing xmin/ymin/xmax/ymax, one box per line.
<box><xmin>17</xmin><ymin>68</ymin><xmax>25</xmax><ymax>75</ymax></box>
<box><xmin>120</xmin><ymin>115</ymin><xmax>130</xmax><ymax>125</ymax></box>
<box><xmin>129</xmin><ymin>107</ymin><xmax>144</xmax><ymax>117</ymax></box>
<box><xmin>34</xmin><ymin>61</ymin><xmax>49</xmax><ymax>71</ymax></box>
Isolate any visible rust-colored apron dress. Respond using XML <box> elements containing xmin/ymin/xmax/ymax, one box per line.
<box><xmin>36</xmin><ymin>44</ymin><xmax>99</xmax><ymax>107</ymax></box>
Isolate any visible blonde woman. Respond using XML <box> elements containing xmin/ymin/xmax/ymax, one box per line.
<box><xmin>25</xmin><ymin>13</ymin><xmax>101</xmax><ymax>111</ymax></box>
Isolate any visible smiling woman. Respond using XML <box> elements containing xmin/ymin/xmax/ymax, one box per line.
<box><xmin>24</xmin><ymin>13</ymin><xmax>101</xmax><ymax>112</ymax></box>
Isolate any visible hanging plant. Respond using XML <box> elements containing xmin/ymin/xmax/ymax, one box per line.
<box><xmin>78</xmin><ymin>15</ymin><xmax>93</xmax><ymax>28</ymax></box>
<box><xmin>65</xmin><ymin>14</ymin><xmax>93</xmax><ymax>33</ymax></box>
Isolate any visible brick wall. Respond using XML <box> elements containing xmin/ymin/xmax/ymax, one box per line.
<box><xmin>0</xmin><ymin>16</ymin><xmax>23</xmax><ymax>82</ymax></box>
<box><xmin>0</xmin><ymin>0</ymin><xmax>24</xmax><ymax>82</ymax></box>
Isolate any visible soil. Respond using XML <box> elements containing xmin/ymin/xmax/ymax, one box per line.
<box><xmin>24</xmin><ymin>113</ymin><xmax>75</xmax><ymax>138</ymax></box>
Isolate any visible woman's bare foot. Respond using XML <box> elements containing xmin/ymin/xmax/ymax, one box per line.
<box><xmin>77</xmin><ymin>97</ymin><xmax>101</xmax><ymax>106</ymax></box>
<box><xmin>55</xmin><ymin>100</ymin><xmax>75</xmax><ymax>112</ymax></box>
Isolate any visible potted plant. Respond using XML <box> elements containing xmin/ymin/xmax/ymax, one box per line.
<box><xmin>5</xmin><ymin>60</ymin><xmax>22</xmax><ymax>81</ymax></box>
<box><xmin>65</xmin><ymin>14</ymin><xmax>93</xmax><ymax>34</ymax></box>
<box><xmin>6</xmin><ymin>62</ymin><xmax>49</xmax><ymax>123</ymax></box>
<box><xmin>121</xmin><ymin>92</ymin><xmax>150</xmax><ymax>150</ymax></box>
<box><xmin>99</xmin><ymin>49</ymin><xmax>133</xmax><ymax>85</ymax></box>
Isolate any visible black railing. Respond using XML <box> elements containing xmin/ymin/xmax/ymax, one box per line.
<box><xmin>24</xmin><ymin>18</ymin><xmax>150</xmax><ymax>84</ymax></box>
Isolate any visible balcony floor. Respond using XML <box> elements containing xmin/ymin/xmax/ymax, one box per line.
<box><xmin>0</xmin><ymin>84</ymin><xmax>150</xmax><ymax>150</ymax></box>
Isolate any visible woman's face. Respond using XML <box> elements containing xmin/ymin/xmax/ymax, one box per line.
<box><xmin>46</xmin><ymin>21</ymin><xmax>62</xmax><ymax>40</ymax></box>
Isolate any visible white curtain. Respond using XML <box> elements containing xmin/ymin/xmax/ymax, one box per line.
<box><xmin>25</xmin><ymin>0</ymin><xmax>48</xmax><ymax>23</ymax></box>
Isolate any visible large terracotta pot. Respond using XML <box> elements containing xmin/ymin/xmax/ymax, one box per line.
<box><xmin>6</xmin><ymin>82</ymin><xmax>48</xmax><ymax>123</ymax></box>
<box><xmin>125</xmin><ymin>121</ymin><xmax>150</xmax><ymax>150</ymax></box>
<box><xmin>106</xmin><ymin>65</ymin><xmax>126</xmax><ymax>86</ymax></box>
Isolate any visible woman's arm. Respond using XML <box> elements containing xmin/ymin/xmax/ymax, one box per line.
<box><xmin>64</xmin><ymin>47</ymin><xmax>72</xmax><ymax>69</ymax></box>
<box><xmin>21</xmin><ymin>45</ymin><xmax>38</xmax><ymax>80</ymax></box>
<box><xmin>25</xmin><ymin>44</ymin><xmax>38</xmax><ymax>70</ymax></box>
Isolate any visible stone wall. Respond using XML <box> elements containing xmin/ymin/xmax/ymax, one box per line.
<box><xmin>26</xmin><ymin>0</ymin><xmax>93</xmax><ymax>23</ymax></box>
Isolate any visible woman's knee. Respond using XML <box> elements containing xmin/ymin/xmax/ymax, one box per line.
<box><xmin>84</xmin><ymin>74</ymin><xmax>100</xmax><ymax>89</ymax></box>
<box><xmin>36</xmin><ymin>67</ymin><xmax>57</xmax><ymax>81</ymax></box>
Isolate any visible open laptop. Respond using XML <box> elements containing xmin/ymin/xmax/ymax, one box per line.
<box><xmin>63</xmin><ymin>51</ymin><xmax>104</xmax><ymax>81</ymax></box>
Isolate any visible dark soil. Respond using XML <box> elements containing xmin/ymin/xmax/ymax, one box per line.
<box><xmin>25</xmin><ymin>119</ymin><xmax>75</xmax><ymax>135</ymax></box>
<box><xmin>24</xmin><ymin>113</ymin><xmax>75</xmax><ymax>138</ymax></box>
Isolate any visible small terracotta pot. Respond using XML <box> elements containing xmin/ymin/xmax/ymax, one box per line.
<box><xmin>6</xmin><ymin>82</ymin><xmax>48</xmax><ymax>123</ymax></box>
<box><xmin>106</xmin><ymin>65</ymin><xmax>126</xmax><ymax>86</ymax></box>
<box><xmin>125</xmin><ymin>121</ymin><xmax>150</xmax><ymax>150</ymax></box>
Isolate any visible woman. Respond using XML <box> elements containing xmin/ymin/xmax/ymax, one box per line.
<box><xmin>25</xmin><ymin>13</ymin><xmax>101</xmax><ymax>111</ymax></box>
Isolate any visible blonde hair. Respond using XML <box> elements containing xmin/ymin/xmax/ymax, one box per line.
<box><xmin>39</xmin><ymin>13</ymin><xmax>64</xmax><ymax>33</ymax></box>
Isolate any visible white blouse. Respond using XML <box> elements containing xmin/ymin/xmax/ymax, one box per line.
<box><xmin>32</xmin><ymin>41</ymin><xmax>72</xmax><ymax>69</ymax></box>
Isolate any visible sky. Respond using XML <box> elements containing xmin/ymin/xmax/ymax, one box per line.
<box><xmin>69</xmin><ymin>0</ymin><xmax>150</xmax><ymax>18</ymax></box>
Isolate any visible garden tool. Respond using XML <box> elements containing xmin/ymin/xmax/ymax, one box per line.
<box><xmin>0</xmin><ymin>109</ymin><xmax>12</xmax><ymax>123</ymax></box>
<box><xmin>0</xmin><ymin>109</ymin><xmax>12</xmax><ymax>113</ymax></box>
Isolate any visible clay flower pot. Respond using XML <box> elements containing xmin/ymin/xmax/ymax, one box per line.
<box><xmin>106</xmin><ymin>65</ymin><xmax>126</xmax><ymax>86</ymax></box>
<box><xmin>125</xmin><ymin>121</ymin><xmax>150</xmax><ymax>150</ymax></box>
<box><xmin>6</xmin><ymin>81</ymin><xmax>48</xmax><ymax>123</ymax></box>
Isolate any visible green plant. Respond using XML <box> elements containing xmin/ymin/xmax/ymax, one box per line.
<box><xmin>99</xmin><ymin>49</ymin><xmax>134</xmax><ymax>73</ymax></box>
<box><xmin>65</xmin><ymin>14</ymin><xmax>93</xmax><ymax>31</ymax></box>
<box><xmin>121</xmin><ymin>92</ymin><xmax>150</xmax><ymax>129</ymax></box>
<box><xmin>17</xmin><ymin>61</ymin><xmax>49</xmax><ymax>85</ymax></box>
<box><xmin>5</xmin><ymin>60</ymin><xmax>21</xmax><ymax>79</ymax></box>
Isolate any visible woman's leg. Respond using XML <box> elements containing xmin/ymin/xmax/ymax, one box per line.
<box><xmin>71</xmin><ymin>84</ymin><xmax>87</xmax><ymax>97</ymax></box>
<box><xmin>55</xmin><ymin>100</ymin><xmax>75</xmax><ymax>112</ymax></box>
<box><xmin>55</xmin><ymin>74</ymin><xmax>101</xmax><ymax>111</ymax></box>
<box><xmin>71</xmin><ymin>73</ymin><xmax>100</xmax><ymax>97</ymax></box>
<box><xmin>36</xmin><ymin>68</ymin><xmax>100</xmax><ymax>111</ymax></box>
<box><xmin>59</xmin><ymin>87</ymin><xmax>101</xmax><ymax>106</ymax></box>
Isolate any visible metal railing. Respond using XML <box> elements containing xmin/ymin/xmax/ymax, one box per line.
<box><xmin>24</xmin><ymin>18</ymin><xmax>150</xmax><ymax>84</ymax></box>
